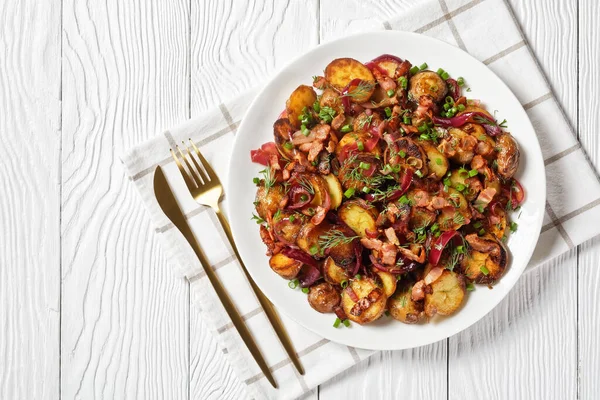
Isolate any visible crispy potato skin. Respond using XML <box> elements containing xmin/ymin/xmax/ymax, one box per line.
<box><xmin>495</xmin><ymin>133</ymin><xmax>520</xmax><ymax>179</ymax></box>
<box><xmin>255</xmin><ymin>184</ymin><xmax>286</xmax><ymax>221</ymax></box>
<box><xmin>337</xmin><ymin>153</ymin><xmax>382</xmax><ymax>192</ymax></box>
<box><xmin>462</xmin><ymin>234</ymin><xmax>508</xmax><ymax>284</ymax></box>
<box><xmin>320</xmin><ymin>88</ymin><xmax>344</xmax><ymax>115</ymax></box>
<box><xmin>273</xmin><ymin>118</ymin><xmax>296</xmax><ymax>159</ymax></box>
<box><xmin>374</xmin><ymin>269</ymin><xmax>397</xmax><ymax>297</ymax></box>
<box><xmin>424</xmin><ymin>270</ymin><xmax>466</xmax><ymax>317</ymax></box>
<box><xmin>269</xmin><ymin>253</ymin><xmax>303</xmax><ymax>280</ymax></box>
<box><xmin>388</xmin><ymin>283</ymin><xmax>424</xmax><ymax>324</ymax></box>
<box><xmin>323</xmin><ymin>257</ymin><xmax>349</xmax><ymax>285</ymax></box>
<box><xmin>337</xmin><ymin>199</ymin><xmax>378</xmax><ymax>237</ymax></box>
<box><xmin>409</xmin><ymin>71</ymin><xmax>448</xmax><ymax>103</ymax></box>
<box><xmin>296</xmin><ymin>222</ymin><xmax>332</xmax><ymax>257</ymax></box>
<box><xmin>341</xmin><ymin>277</ymin><xmax>387</xmax><ymax>324</ymax></box>
<box><xmin>286</xmin><ymin>85</ymin><xmax>317</xmax><ymax>129</ymax></box>
<box><xmin>308</xmin><ymin>282</ymin><xmax>341</xmax><ymax>313</ymax></box>
<box><xmin>325</xmin><ymin>58</ymin><xmax>375</xmax><ymax>101</ymax></box>
<box><xmin>272</xmin><ymin>210</ymin><xmax>304</xmax><ymax>244</ymax></box>
<box><xmin>336</xmin><ymin>131</ymin><xmax>382</xmax><ymax>158</ymax></box>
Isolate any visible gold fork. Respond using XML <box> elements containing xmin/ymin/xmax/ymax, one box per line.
<box><xmin>171</xmin><ymin>139</ymin><xmax>305</xmax><ymax>376</ymax></box>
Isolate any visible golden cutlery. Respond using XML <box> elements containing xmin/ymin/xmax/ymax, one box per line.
<box><xmin>153</xmin><ymin>166</ymin><xmax>277</xmax><ymax>388</ymax></box>
<box><xmin>170</xmin><ymin>140</ymin><xmax>305</xmax><ymax>376</ymax></box>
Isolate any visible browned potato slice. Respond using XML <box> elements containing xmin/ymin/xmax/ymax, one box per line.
<box><xmin>445</xmin><ymin>128</ymin><xmax>476</xmax><ymax>164</ymax></box>
<box><xmin>337</xmin><ymin>199</ymin><xmax>378</xmax><ymax>237</ymax></box>
<box><xmin>336</xmin><ymin>131</ymin><xmax>381</xmax><ymax>158</ymax></box>
<box><xmin>424</xmin><ymin>270</ymin><xmax>466</xmax><ymax>317</ymax></box>
<box><xmin>395</xmin><ymin>137</ymin><xmax>428</xmax><ymax>176</ymax></box>
<box><xmin>296</xmin><ymin>221</ymin><xmax>332</xmax><ymax>257</ymax></box>
<box><xmin>269</xmin><ymin>253</ymin><xmax>303</xmax><ymax>280</ymax></box>
<box><xmin>337</xmin><ymin>153</ymin><xmax>382</xmax><ymax>192</ymax></box>
<box><xmin>341</xmin><ymin>277</ymin><xmax>387</xmax><ymax>324</ymax></box>
<box><xmin>273</xmin><ymin>118</ymin><xmax>296</xmax><ymax>159</ymax></box>
<box><xmin>373</xmin><ymin>269</ymin><xmax>397</xmax><ymax>297</ymax></box>
<box><xmin>436</xmin><ymin>188</ymin><xmax>471</xmax><ymax>231</ymax></box>
<box><xmin>418</xmin><ymin>139</ymin><xmax>448</xmax><ymax>180</ymax></box>
<box><xmin>323</xmin><ymin>257</ymin><xmax>349</xmax><ymax>285</ymax></box>
<box><xmin>323</xmin><ymin>174</ymin><xmax>343</xmax><ymax>210</ymax></box>
<box><xmin>409</xmin><ymin>71</ymin><xmax>448</xmax><ymax>103</ymax></box>
<box><xmin>388</xmin><ymin>283</ymin><xmax>424</xmax><ymax>324</ymax></box>
<box><xmin>308</xmin><ymin>282</ymin><xmax>341</xmax><ymax>313</ymax></box>
<box><xmin>410</xmin><ymin>207</ymin><xmax>437</xmax><ymax>230</ymax></box>
<box><xmin>325</xmin><ymin>58</ymin><xmax>375</xmax><ymax>102</ymax></box>
<box><xmin>286</xmin><ymin>85</ymin><xmax>317</xmax><ymax>129</ymax></box>
<box><xmin>272</xmin><ymin>210</ymin><xmax>304</xmax><ymax>244</ymax></box>
<box><xmin>352</xmin><ymin>112</ymin><xmax>383</xmax><ymax>134</ymax></box>
<box><xmin>495</xmin><ymin>133</ymin><xmax>520</xmax><ymax>179</ymax></box>
<box><xmin>325</xmin><ymin>225</ymin><xmax>358</xmax><ymax>266</ymax></box>
<box><xmin>254</xmin><ymin>184</ymin><xmax>286</xmax><ymax>220</ymax></box>
<box><xmin>305</xmin><ymin>174</ymin><xmax>330</xmax><ymax>209</ymax></box>
<box><xmin>462</xmin><ymin>234</ymin><xmax>508</xmax><ymax>284</ymax></box>
<box><xmin>319</xmin><ymin>88</ymin><xmax>344</xmax><ymax>115</ymax></box>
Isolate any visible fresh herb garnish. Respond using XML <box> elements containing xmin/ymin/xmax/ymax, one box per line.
<box><xmin>318</xmin><ymin>229</ymin><xmax>360</xmax><ymax>250</ymax></box>
<box><xmin>319</xmin><ymin>106</ymin><xmax>336</xmax><ymax>123</ymax></box>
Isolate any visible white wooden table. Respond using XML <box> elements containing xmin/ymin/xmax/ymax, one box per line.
<box><xmin>2</xmin><ymin>0</ymin><xmax>598</xmax><ymax>398</ymax></box>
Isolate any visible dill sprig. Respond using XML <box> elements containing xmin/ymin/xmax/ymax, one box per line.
<box><xmin>318</xmin><ymin>229</ymin><xmax>359</xmax><ymax>250</ymax></box>
<box><xmin>259</xmin><ymin>168</ymin><xmax>276</xmax><ymax>194</ymax></box>
<box><xmin>342</xmin><ymin>80</ymin><xmax>375</xmax><ymax>100</ymax></box>
<box><xmin>358</xmin><ymin>114</ymin><xmax>374</xmax><ymax>130</ymax></box>
<box><xmin>296</xmin><ymin>176</ymin><xmax>315</xmax><ymax>194</ymax></box>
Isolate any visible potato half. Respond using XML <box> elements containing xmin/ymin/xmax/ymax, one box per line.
<box><xmin>269</xmin><ymin>253</ymin><xmax>303</xmax><ymax>280</ymax></box>
<box><xmin>388</xmin><ymin>283</ymin><xmax>424</xmax><ymax>324</ymax></box>
<box><xmin>338</xmin><ymin>199</ymin><xmax>378</xmax><ymax>237</ymax></box>
<box><xmin>325</xmin><ymin>58</ymin><xmax>375</xmax><ymax>102</ymax></box>
<box><xmin>341</xmin><ymin>277</ymin><xmax>387</xmax><ymax>324</ymax></box>
<box><xmin>286</xmin><ymin>85</ymin><xmax>317</xmax><ymax>129</ymax></box>
<box><xmin>424</xmin><ymin>270</ymin><xmax>466</xmax><ymax>317</ymax></box>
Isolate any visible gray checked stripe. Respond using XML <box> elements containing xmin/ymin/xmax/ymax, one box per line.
<box><xmin>483</xmin><ymin>40</ymin><xmax>526</xmax><ymax>65</ymax></box>
<box><xmin>216</xmin><ymin>306</ymin><xmax>264</xmax><ymax>334</ymax></box>
<box><xmin>542</xmin><ymin>198</ymin><xmax>600</xmax><ymax>234</ymax></box>
<box><xmin>544</xmin><ymin>202</ymin><xmax>574</xmax><ymax>249</ymax></box>
<box><xmin>437</xmin><ymin>0</ymin><xmax>467</xmax><ymax>50</ymax></box>
<box><xmin>544</xmin><ymin>144</ymin><xmax>581</xmax><ymax>166</ymax></box>
<box><xmin>414</xmin><ymin>0</ymin><xmax>481</xmax><ymax>34</ymax></box>
<box><xmin>187</xmin><ymin>254</ymin><xmax>237</xmax><ymax>283</ymax></box>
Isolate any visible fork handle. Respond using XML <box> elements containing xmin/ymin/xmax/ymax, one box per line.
<box><xmin>214</xmin><ymin>209</ymin><xmax>305</xmax><ymax>375</ymax></box>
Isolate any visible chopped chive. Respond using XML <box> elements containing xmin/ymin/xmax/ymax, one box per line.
<box><xmin>340</xmin><ymin>124</ymin><xmax>353</xmax><ymax>133</ymax></box>
<box><xmin>313</xmin><ymin>100</ymin><xmax>321</xmax><ymax>113</ymax></box>
<box><xmin>399</xmin><ymin>150</ymin><xmax>406</xmax><ymax>158</ymax></box>
<box><xmin>342</xmin><ymin>319</ymin><xmax>350</xmax><ymax>327</ymax></box>
<box><xmin>302</xmin><ymin>287</ymin><xmax>309</xmax><ymax>294</ymax></box>
<box><xmin>385</xmin><ymin>107</ymin><xmax>392</xmax><ymax>117</ymax></box>
<box><xmin>362</xmin><ymin>186</ymin><xmax>371</xmax><ymax>193</ymax></box>
<box><xmin>457</xmin><ymin>104</ymin><xmax>466</xmax><ymax>112</ymax></box>
<box><xmin>410</xmin><ymin>65</ymin><xmax>420</xmax><ymax>75</ymax></box>
<box><xmin>473</xmin><ymin>221</ymin><xmax>483</xmax><ymax>229</ymax></box>
<box><xmin>387</xmin><ymin>89</ymin><xmax>395</xmax><ymax>97</ymax></box>
<box><xmin>359</xmin><ymin>161</ymin><xmax>371</xmax><ymax>170</ymax></box>
<box><xmin>431</xmin><ymin>223</ymin><xmax>439</xmax><ymax>232</ymax></box>
<box><xmin>420</xmin><ymin>133</ymin><xmax>430</xmax><ymax>141</ymax></box>
<box><xmin>301</xmin><ymin>124</ymin><xmax>310</xmax><ymax>136</ymax></box>
<box><xmin>457</xmin><ymin>77</ymin><xmax>465</xmax><ymax>86</ymax></box>
<box><xmin>445</xmin><ymin>96</ymin><xmax>454</xmax><ymax>104</ymax></box>
<box><xmin>441</xmin><ymin>71</ymin><xmax>450</xmax><ymax>80</ymax></box>
<box><xmin>435</xmin><ymin>158</ymin><xmax>443</xmax><ymax>165</ymax></box>
<box><xmin>418</xmin><ymin>123</ymin><xmax>428</xmax><ymax>132</ymax></box>
<box><xmin>289</xmin><ymin>215</ymin><xmax>295</xmax><ymax>223</ymax></box>
<box><xmin>357</xmin><ymin>140</ymin><xmax>364</xmax><ymax>151</ymax></box>
<box><xmin>283</xmin><ymin>141</ymin><xmax>293</xmax><ymax>150</ymax></box>
<box><xmin>341</xmin><ymin>280</ymin><xmax>348</xmax><ymax>288</ymax></box>
<box><xmin>355</xmin><ymin>274</ymin><xmax>362</xmax><ymax>280</ymax></box>
<box><xmin>288</xmin><ymin>279</ymin><xmax>299</xmax><ymax>289</ymax></box>
<box><xmin>309</xmin><ymin>245</ymin><xmax>319</xmax><ymax>255</ymax></box>
<box><xmin>419</xmin><ymin>62</ymin><xmax>428</xmax><ymax>70</ymax></box>
<box><xmin>468</xmin><ymin>169</ymin><xmax>478</xmax><ymax>177</ymax></box>
<box><xmin>300</xmin><ymin>194</ymin><xmax>308</xmax><ymax>202</ymax></box>
<box><xmin>509</xmin><ymin>221</ymin><xmax>518</xmax><ymax>233</ymax></box>
<box><xmin>466</xmin><ymin>282</ymin><xmax>475</xmax><ymax>291</ymax></box>
<box><xmin>344</xmin><ymin>188</ymin><xmax>355</xmax><ymax>198</ymax></box>
<box><xmin>415</xmin><ymin>170</ymin><xmax>424</xmax><ymax>178</ymax></box>
<box><xmin>403</xmin><ymin>116</ymin><xmax>411</xmax><ymax>125</ymax></box>
<box><xmin>443</xmin><ymin>103</ymin><xmax>451</xmax><ymax>111</ymax></box>
<box><xmin>398</xmin><ymin>76</ymin><xmax>408</xmax><ymax>89</ymax></box>
<box><xmin>480</xmin><ymin>265</ymin><xmax>490</xmax><ymax>275</ymax></box>
<box><xmin>455</xmin><ymin>183</ymin><xmax>466</xmax><ymax>192</ymax></box>
<box><xmin>478</xmin><ymin>228</ymin><xmax>486</xmax><ymax>236</ymax></box>
<box><xmin>253</xmin><ymin>177</ymin><xmax>260</xmax><ymax>185</ymax></box>
<box><xmin>436</xmin><ymin>67</ymin><xmax>445</xmax><ymax>75</ymax></box>
<box><xmin>443</xmin><ymin>178</ymin><xmax>452</xmax><ymax>187</ymax></box>
<box><xmin>333</xmin><ymin>318</ymin><xmax>341</xmax><ymax>328</ymax></box>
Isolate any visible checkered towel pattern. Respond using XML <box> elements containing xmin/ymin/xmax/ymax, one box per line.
<box><xmin>122</xmin><ymin>0</ymin><xmax>600</xmax><ymax>398</ymax></box>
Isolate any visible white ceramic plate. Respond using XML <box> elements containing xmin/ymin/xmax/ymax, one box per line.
<box><xmin>227</xmin><ymin>31</ymin><xmax>546</xmax><ymax>350</ymax></box>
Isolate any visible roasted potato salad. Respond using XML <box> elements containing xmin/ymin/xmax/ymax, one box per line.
<box><xmin>249</xmin><ymin>54</ymin><xmax>524</xmax><ymax>327</ymax></box>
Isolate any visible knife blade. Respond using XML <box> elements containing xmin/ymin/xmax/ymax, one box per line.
<box><xmin>153</xmin><ymin>166</ymin><xmax>277</xmax><ymax>388</ymax></box>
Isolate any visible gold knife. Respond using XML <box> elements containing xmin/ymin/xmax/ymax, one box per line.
<box><xmin>153</xmin><ymin>166</ymin><xmax>277</xmax><ymax>388</ymax></box>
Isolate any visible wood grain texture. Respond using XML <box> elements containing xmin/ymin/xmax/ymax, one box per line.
<box><xmin>449</xmin><ymin>2</ymin><xmax>578</xmax><ymax>399</ymax></box>
<box><xmin>578</xmin><ymin>0</ymin><xmax>600</xmax><ymax>398</ymax></box>
<box><xmin>319</xmin><ymin>2</ymin><xmax>447</xmax><ymax>399</ymax></box>
<box><xmin>60</xmin><ymin>1</ymin><xmax>189</xmax><ymax>398</ymax></box>
<box><xmin>0</xmin><ymin>0</ymin><xmax>61</xmax><ymax>398</ymax></box>
<box><xmin>189</xmin><ymin>1</ymin><xmax>319</xmax><ymax>398</ymax></box>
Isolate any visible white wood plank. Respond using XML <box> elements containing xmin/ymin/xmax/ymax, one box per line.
<box><xmin>60</xmin><ymin>1</ymin><xmax>190</xmax><ymax>398</ymax></box>
<box><xmin>449</xmin><ymin>1</ymin><xmax>578</xmax><ymax>399</ymax></box>
<box><xmin>0</xmin><ymin>1</ymin><xmax>61</xmax><ymax>398</ymax></box>
<box><xmin>319</xmin><ymin>2</ymin><xmax>448</xmax><ymax>399</ymax></box>
<box><xmin>577</xmin><ymin>0</ymin><xmax>600</xmax><ymax>398</ymax></box>
<box><xmin>189</xmin><ymin>1</ymin><xmax>319</xmax><ymax>398</ymax></box>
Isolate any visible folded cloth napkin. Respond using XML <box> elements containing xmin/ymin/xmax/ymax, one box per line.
<box><xmin>122</xmin><ymin>0</ymin><xmax>600</xmax><ymax>398</ymax></box>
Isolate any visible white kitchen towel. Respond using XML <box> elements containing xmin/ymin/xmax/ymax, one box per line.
<box><xmin>122</xmin><ymin>0</ymin><xmax>600</xmax><ymax>399</ymax></box>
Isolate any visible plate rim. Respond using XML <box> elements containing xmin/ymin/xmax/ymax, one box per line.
<box><xmin>226</xmin><ymin>30</ymin><xmax>546</xmax><ymax>350</ymax></box>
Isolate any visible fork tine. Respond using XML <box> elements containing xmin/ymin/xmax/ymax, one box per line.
<box><xmin>184</xmin><ymin>142</ymin><xmax>210</xmax><ymax>184</ymax></box>
<box><xmin>170</xmin><ymin>148</ymin><xmax>197</xmax><ymax>191</ymax></box>
<box><xmin>190</xmin><ymin>139</ymin><xmax>218</xmax><ymax>182</ymax></box>
<box><xmin>177</xmin><ymin>145</ymin><xmax>203</xmax><ymax>187</ymax></box>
